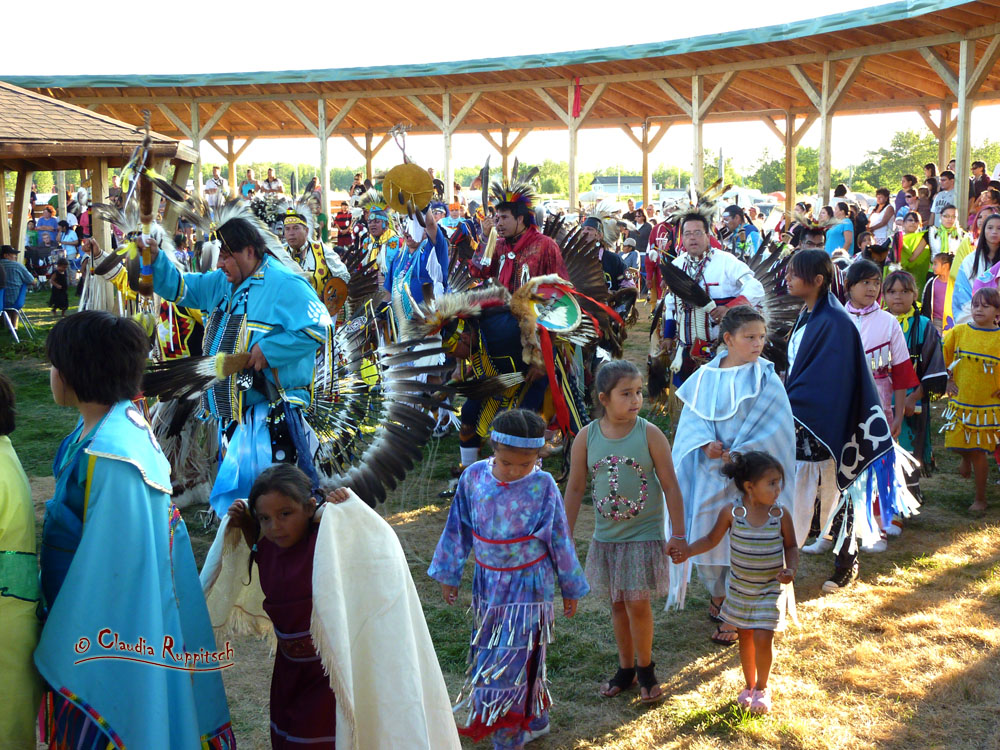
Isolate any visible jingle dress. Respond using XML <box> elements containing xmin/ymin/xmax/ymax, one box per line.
<box><xmin>941</xmin><ymin>323</ymin><xmax>1000</xmax><ymax>451</ymax></box>
<box><xmin>427</xmin><ymin>459</ymin><xmax>588</xmax><ymax>744</ymax></box>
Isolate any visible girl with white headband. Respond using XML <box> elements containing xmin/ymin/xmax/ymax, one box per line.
<box><xmin>428</xmin><ymin>409</ymin><xmax>589</xmax><ymax>750</ymax></box>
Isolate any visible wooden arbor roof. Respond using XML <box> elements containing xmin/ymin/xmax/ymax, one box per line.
<box><xmin>0</xmin><ymin>81</ymin><xmax>198</xmax><ymax>172</ymax></box>
<box><xmin>5</xmin><ymin>0</ymin><xmax>1000</xmax><ymax>140</ymax></box>
<box><xmin>0</xmin><ymin>81</ymin><xmax>197</xmax><ymax>253</ymax></box>
<box><xmin>3</xmin><ymin>0</ymin><xmax>999</xmax><ymax>212</ymax></box>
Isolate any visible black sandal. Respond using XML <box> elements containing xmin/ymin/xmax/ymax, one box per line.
<box><xmin>707</xmin><ymin>599</ymin><xmax>724</xmax><ymax>623</ymax></box>
<box><xmin>599</xmin><ymin>666</ymin><xmax>636</xmax><ymax>697</ymax></box>
<box><xmin>636</xmin><ymin>662</ymin><xmax>665</xmax><ymax>704</ymax></box>
<box><xmin>710</xmin><ymin>625</ymin><xmax>739</xmax><ymax>646</ymax></box>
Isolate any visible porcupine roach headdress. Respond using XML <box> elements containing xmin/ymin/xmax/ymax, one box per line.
<box><xmin>171</xmin><ymin>197</ymin><xmax>300</xmax><ymax>273</ymax></box>
<box><xmin>490</xmin><ymin>158</ymin><xmax>540</xmax><ymax>225</ymax></box>
<box><xmin>581</xmin><ymin>199</ymin><xmax>624</xmax><ymax>248</ymax></box>
<box><xmin>359</xmin><ymin>188</ymin><xmax>393</xmax><ymax>223</ymax></box>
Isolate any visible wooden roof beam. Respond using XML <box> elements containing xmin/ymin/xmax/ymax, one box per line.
<box><xmin>919</xmin><ymin>47</ymin><xmax>959</xmax><ymax>94</ymax></box>
<box><xmin>968</xmin><ymin>34</ymin><xmax>1000</xmax><ymax>95</ymax></box>
<box><xmin>157</xmin><ymin>104</ymin><xmax>193</xmax><ymax>139</ymax></box>
<box><xmin>654</xmin><ymin>79</ymin><xmax>693</xmax><ymax>116</ymax></box>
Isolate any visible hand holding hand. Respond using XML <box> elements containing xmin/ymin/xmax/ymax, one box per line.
<box><xmin>666</xmin><ymin>537</ymin><xmax>689</xmax><ymax>563</ymax></box>
<box><xmin>441</xmin><ymin>584</ymin><xmax>459</xmax><ymax>606</ymax></box>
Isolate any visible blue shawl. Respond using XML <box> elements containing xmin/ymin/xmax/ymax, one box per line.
<box><xmin>785</xmin><ymin>291</ymin><xmax>894</xmax><ymax>490</ymax></box>
<box><xmin>35</xmin><ymin>401</ymin><xmax>232</xmax><ymax>749</ymax></box>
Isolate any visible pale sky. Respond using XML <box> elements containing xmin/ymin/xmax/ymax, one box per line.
<box><xmin>4</xmin><ymin>0</ymin><xmax>999</xmax><ymax>175</ymax></box>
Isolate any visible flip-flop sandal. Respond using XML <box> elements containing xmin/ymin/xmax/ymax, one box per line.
<box><xmin>707</xmin><ymin>600</ymin><xmax>724</xmax><ymax>623</ymax></box>
<box><xmin>710</xmin><ymin>625</ymin><xmax>738</xmax><ymax>646</ymax></box>
<box><xmin>599</xmin><ymin>666</ymin><xmax>636</xmax><ymax>697</ymax></box>
<box><xmin>636</xmin><ymin>662</ymin><xmax>665</xmax><ymax>704</ymax></box>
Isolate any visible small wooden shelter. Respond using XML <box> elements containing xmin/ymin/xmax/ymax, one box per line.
<box><xmin>0</xmin><ymin>80</ymin><xmax>198</xmax><ymax>258</ymax></box>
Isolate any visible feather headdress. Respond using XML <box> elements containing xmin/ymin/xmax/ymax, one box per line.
<box><xmin>583</xmin><ymin>199</ymin><xmax>623</xmax><ymax>248</ymax></box>
<box><xmin>489</xmin><ymin>158</ymin><xmax>540</xmax><ymax>223</ymax></box>
<box><xmin>665</xmin><ymin>178</ymin><xmax>731</xmax><ymax>224</ymax></box>
<box><xmin>169</xmin><ymin>197</ymin><xmax>301</xmax><ymax>273</ymax></box>
<box><xmin>359</xmin><ymin>188</ymin><xmax>392</xmax><ymax>219</ymax></box>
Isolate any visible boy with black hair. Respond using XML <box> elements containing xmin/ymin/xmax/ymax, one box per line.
<box><xmin>922</xmin><ymin>252</ymin><xmax>953</xmax><ymax>332</ymax></box>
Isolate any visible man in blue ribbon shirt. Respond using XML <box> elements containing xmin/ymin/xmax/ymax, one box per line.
<box><xmin>145</xmin><ymin>213</ymin><xmax>331</xmax><ymax>515</ymax></box>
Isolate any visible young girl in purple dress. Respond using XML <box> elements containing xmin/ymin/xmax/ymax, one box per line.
<box><xmin>428</xmin><ymin>409</ymin><xmax>589</xmax><ymax>750</ymax></box>
<box><xmin>228</xmin><ymin>465</ymin><xmax>349</xmax><ymax>749</ymax></box>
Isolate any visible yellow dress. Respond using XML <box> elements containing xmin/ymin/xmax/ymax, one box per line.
<box><xmin>0</xmin><ymin>435</ymin><xmax>42</xmax><ymax>749</ymax></box>
<box><xmin>942</xmin><ymin>324</ymin><xmax>1000</xmax><ymax>450</ymax></box>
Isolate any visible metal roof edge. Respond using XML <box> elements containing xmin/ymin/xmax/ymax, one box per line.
<box><xmin>0</xmin><ymin>0</ymin><xmax>969</xmax><ymax>90</ymax></box>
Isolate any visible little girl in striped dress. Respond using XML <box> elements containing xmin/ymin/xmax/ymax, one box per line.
<box><xmin>672</xmin><ymin>451</ymin><xmax>798</xmax><ymax>714</ymax></box>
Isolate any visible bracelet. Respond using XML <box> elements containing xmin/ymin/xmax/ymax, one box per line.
<box><xmin>670</xmin><ymin>534</ymin><xmax>686</xmax><ymax>540</ymax></box>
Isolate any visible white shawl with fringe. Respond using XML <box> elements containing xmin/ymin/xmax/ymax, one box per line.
<box><xmin>200</xmin><ymin>491</ymin><xmax>460</xmax><ymax>750</ymax></box>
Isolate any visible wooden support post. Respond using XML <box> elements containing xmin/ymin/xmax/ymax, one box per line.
<box><xmin>11</xmin><ymin>169</ymin><xmax>34</xmax><ymax>260</ymax></box>
<box><xmin>226</xmin><ymin>135</ymin><xmax>237</xmax><ymax>195</ymax></box>
<box><xmin>533</xmin><ymin>83</ymin><xmax>605</xmax><ymax>209</ymax></box>
<box><xmin>955</xmin><ymin>39</ymin><xmax>974</xmax><ymax>222</ymax></box>
<box><xmin>939</xmin><ymin>105</ymin><xmax>955</xmax><ymax>168</ymax></box>
<box><xmin>162</xmin><ymin>161</ymin><xmax>193</xmax><ymax>235</ymax></box>
<box><xmin>817</xmin><ymin>61</ymin><xmax>834</xmax><ymax>208</ymax></box>
<box><xmin>364</xmin><ymin>132</ymin><xmax>374</xmax><ymax>180</ymax></box>
<box><xmin>0</xmin><ymin>168</ymin><xmax>10</xmax><ymax>246</ymax></box>
<box><xmin>692</xmin><ymin>76</ymin><xmax>704</xmax><ymax>192</ymax></box>
<box><xmin>89</xmin><ymin>158</ymin><xmax>111</xmax><ymax>252</ymax></box>
<box><xmin>191</xmin><ymin>103</ymin><xmax>203</xmax><ymax>196</ymax></box>
<box><xmin>56</xmin><ymin>171</ymin><xmax>67</xmax><ymax>219</ymax></box>
<box><xmin>785</xmin><ymin>118</ymin><xmax>798</xmax><ymax>211</ymax></box>
<box><xmin>318</xmin><ymin>99</ymin><xmax>330</xmax><ymax>226</ymax></box>
<box><xmin>501</xmin><ymin>128</ymin><xmax>510</xmax><ymax>180</ymax></box>
<box><xmin>442</xmin><ymin>94</ymin><xmax>452</xmax><ymax>202</ymax></box>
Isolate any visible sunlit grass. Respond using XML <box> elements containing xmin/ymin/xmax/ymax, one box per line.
<box><xmin>9</xmin><ymin>299</ymin><xmax>1000</xmax><ymax>749</ymax></box>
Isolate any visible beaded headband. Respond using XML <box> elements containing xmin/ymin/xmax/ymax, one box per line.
<box><xmin>490</xmin><ymin>431</ymin><xmax>545</xmax><ymax>449</ymax></box>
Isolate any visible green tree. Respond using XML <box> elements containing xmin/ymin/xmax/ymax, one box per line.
<box><xmin>852</xmin><ymin>130</ymin><xmax>938</xmax><ymax>190</ymax></box>
<box><xmin>973</xmin><ymin>139</ymin><xmax>1000</xmax><ymax>171</ymax></box>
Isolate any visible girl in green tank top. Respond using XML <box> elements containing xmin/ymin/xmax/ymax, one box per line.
<box><xmin>564</xmin><ymin>360</ymin><xmax>688</xmax><ymax>704</ymax></box>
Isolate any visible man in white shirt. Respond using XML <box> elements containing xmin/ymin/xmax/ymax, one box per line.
<box><xmin>930</xmin><ymin>170</ymin><xmax>955</xmax><ymax>227</ymax></box>
<box><xmin>260</xmin><ymin>168</ymin><xmax>284</xmax><ymax>195</ymax></box>
<box><xmin>204</xmin><ymin>166</ymin><xmax>227</xmax><ymax>216</ymax></box>
<box><xmin>660</xmin><ymin>211</ymin><xmax>766</xmax><ymax>381</ymax></box>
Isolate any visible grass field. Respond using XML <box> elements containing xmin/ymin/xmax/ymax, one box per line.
<box><xmin>5</xmin><ymin>289</ymin><xmax>1000</xmax><ymax>750</ymax></box>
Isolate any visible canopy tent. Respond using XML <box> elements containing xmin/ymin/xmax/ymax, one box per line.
<box><xmin>0</xmin><ymin>81</ymin><xmax>198</xmax><ymax>256</ymax></box>
<box><xmin>3</xmin><ymin>0</ymin><xmax>999</xmax><ymax>216</ymax></box>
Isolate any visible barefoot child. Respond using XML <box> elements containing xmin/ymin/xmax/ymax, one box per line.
<box><xmin>429</xmin><ymin>409</ymin><xmax>589</xmax><ymax>750</ymax></box>
<box><xmin>670</xmin><ymin>306</ymin><xmax>795</xmax><ymax>647</ymax></box>
<box><xmin>564</xmin><ymin>360</ymin><xmax>687</xmax><ymax>703</ymax></box>
<box><xmin>942</xmin><ymin>287</ymin><xmax>1000</xmax><ymax>512</ymax></box>
<box><xmin>673</xmin><ymin>451</ymin><xmax>797</xmax><ymax>714</ymax></box>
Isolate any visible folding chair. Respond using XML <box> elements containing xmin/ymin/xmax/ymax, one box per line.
<box><xmin>10</xmin><ymin>284</ymin><xmax>36</xmax><ymax>339</ymax></box>
<box><xmin>0</xmin><ymin>288</ymin><xmax>18</xmax><ymax>343</ymax></box>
